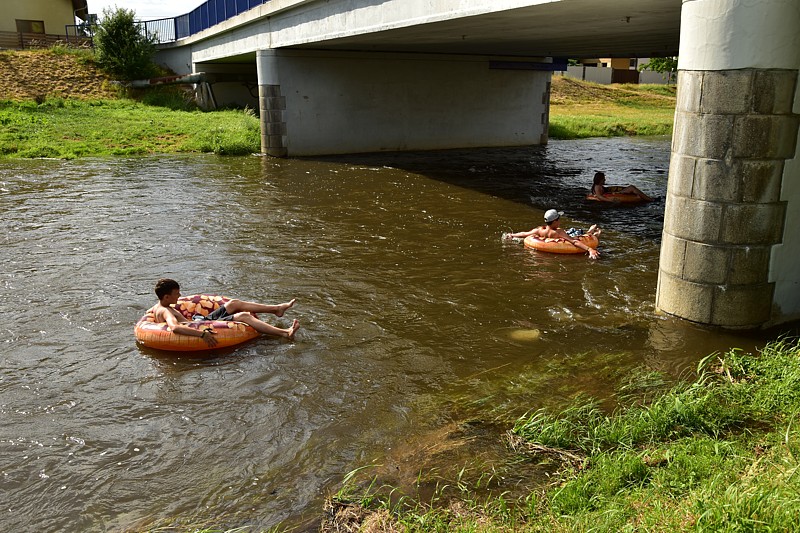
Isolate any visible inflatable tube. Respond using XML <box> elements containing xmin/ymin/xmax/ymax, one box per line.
<box><xmin>134</xmin><ymin>294</ymin><xmax>260</xmax><ymax>352</ymax></box>
<box><xmin>524</xmin><ymin>234</ymin><xmax>599</xmax><ymax>254</ymax></box>
<box><xmin>586</xmin><ymin>192</ymin><xmax>648</xmax><ymax>204</ymax></box>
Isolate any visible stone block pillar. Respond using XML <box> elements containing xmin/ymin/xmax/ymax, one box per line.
<box><xmin>657</xmin><ymin>0</ymin><xmax>800</xmax><ymax>328</ymax></box>
<box><xmin>256</xmin><ymin>49</ymin><xmax>288</xmax><ymax>157</ymax></box>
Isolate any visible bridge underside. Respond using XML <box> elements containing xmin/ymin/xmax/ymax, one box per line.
<box><xmin>256</xmin><ymin>50</ymin><xmax>554</xmax><ymax>156</ymax></box>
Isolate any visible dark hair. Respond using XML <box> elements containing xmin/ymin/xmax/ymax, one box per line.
<box><xmin>593</xmin><ymin>172</ymin><xmax>606</xmax><ymax>186</ymax></box>
<box><xmin>155</xmin><ymin>278</ymin><xmax>180</xmax><ymax>299</ymax></box>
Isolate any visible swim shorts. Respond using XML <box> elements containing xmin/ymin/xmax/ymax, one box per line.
<box><xmin>194</xmin><ymin>305</ymin><xmax>235</xmax><ymax>321</ymax></box>
<box><xmin>566</xmin><ymin>228</ymin><xmax>585</xmax><ymax>237</ymax></box>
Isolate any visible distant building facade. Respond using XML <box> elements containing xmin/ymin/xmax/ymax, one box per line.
<box><xmin>1</xmin><ymin>0</ymin><xmax>89</xmax><ymax>49</ymax></box>
<box><xmin>563</xmin><ymin>57</ymin><xmax>675</xmax><ymax>85</ymax></box>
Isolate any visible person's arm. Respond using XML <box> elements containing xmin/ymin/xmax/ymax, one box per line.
<box><xmin>505</xmin><ymin>228</ymin><xmax>536</xmax><ymax>239</ymax></box>
<box><xmin>591</xmin><ymin>185</ymin><xmax>616</xmax><ymax>202</ymax></box>
<box><xmin>557</xmin><ymin>230</ymin><xmax>600</xmax><ymax>259</ymax></box>
<box><xmin>163</xmin><ymin>308</ymin><xmax>218</xmax><ymax>346</ymax></box>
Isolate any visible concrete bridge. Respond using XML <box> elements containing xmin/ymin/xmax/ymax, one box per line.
<box><xmin>154</xmin><ymin>0</ymin><xmax>800</xmax><ymax>331</ymax></box>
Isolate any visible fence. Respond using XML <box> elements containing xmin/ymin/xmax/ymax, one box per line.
<box><xmin>139</xmin><ymin>18</ymin><xmax>178</xmax><ymax>43</ymax></box>
<box><xmin>61</xmin><ymin>18</ymin><xmax>180</xmax><ymax>47</ymax></box>
<box><xmin>0</xmin><ymin>30</ymin><xmax>92</xmax><ymax>50</ymax></box>
<box><xmin>3</xmin><ymin>0</ymin><xmax>273</xmax><ymax>50</ymax></box>
<box><xmin>185</xmin><ymin>0</ymin><xmax>271</xmax><ymax>36</ymax></box>
<box><xmin>562</xmin><ymin>65</ymin><xmax>674</xmax><ymax>85</ymax></box>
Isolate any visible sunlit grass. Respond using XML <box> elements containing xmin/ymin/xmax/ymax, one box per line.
<box><xmin>549</xmin><ymin>104</ymin><xmax>675</xmax><ymax>139</ymax></box>
<box><xmin>0</xmin><ymin>98</ymin><xmax>260</xmax><ymax>159</ymax></box>
<box><xmin>324</xmin><ymin>337</ymin><xmax>800</xmax><ymax>532</ymax></box>
<box><xmin>548</xmin><ymin>78</ymin><xmax>676</xmax><ymax>139</ymax></box>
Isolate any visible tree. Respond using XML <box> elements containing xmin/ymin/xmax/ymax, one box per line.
<box><xmin>639</xmin><ymin>57</ymin><xmax>678</xmax><ymax>84</ymax></box>
<box><xmin>94</xmin><ymin>8</ymin><xmax>156</xmax><ymax>80</ymax></box>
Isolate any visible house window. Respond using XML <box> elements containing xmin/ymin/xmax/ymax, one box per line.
<box><xmin>16</xmin><ymin>20</ymin><xmax>46</xmax><ymax>34</ymax></box>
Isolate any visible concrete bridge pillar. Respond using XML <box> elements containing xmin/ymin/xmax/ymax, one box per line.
<box><xmin>256</xmin><ymin>49</ymin><xmax>288</xmax><ymax>157</ymax></box>
<box><xmin>656</xmin><ymin>0</ymin><xmax>800</xmax><ymax>328</ymax></box>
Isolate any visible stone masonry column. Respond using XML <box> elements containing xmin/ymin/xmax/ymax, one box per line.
<box><xmin>256</xmin><ymin>49</ymin><xmax>288</xmax><ymax>157</ymax></box>
<box><xmin>656</xmin><ymin>0</ymin><xmax>800</xmax><ymax>328</ymax></box>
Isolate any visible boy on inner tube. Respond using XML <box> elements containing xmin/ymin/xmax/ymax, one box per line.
<box><xmin>504</xmin><ymin>209</ymin><xmax>601</xmax><ymax>260</ymax></box>
<box><xmin>151</xmin><ymin>278</ymin><xmax>300</xmax><ymax>348</ymax></box>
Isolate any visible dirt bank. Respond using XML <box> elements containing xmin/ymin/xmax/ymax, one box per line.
<box><xmin>0</xmin><ymin>49</ymin><xmax>117</xmax><ymax>101</ymax></box>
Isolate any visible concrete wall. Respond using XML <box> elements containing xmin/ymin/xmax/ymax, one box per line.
<box><xmin>772</xmin><ymin>72</ymin><xmax>800</xmax><ymax>323</ymax></box>
<box><xmin>562</xmin><ymin>66</ymin><xmax>672</xmax><ymax>85</ymax></box>
<box><xmin>154</xmin><ymin>47</ymin><xmax>258</xmax><ymax>109</ymax></box>
<box><xmin>639</xmin><ymin>70</ymin><xmax>674</xmax><ymax>84</ymax></box>
<box><xmin>195</xmin><ymin>62</ymin><xmax>259</xmax><ymax>109</ymax></box>
<box><xmin>562</xmin><ymin>66</ymin><xmax>612</xmax><ymax>84</ymax></box>
<box><xmin>260</xmin><ymin>49</ymin><xmax>550</xmax><ymax>156</ymax></box>
<box><xmin>1</xmin><ymin>0</ymin><xmax>75</xmax><ymax>34</ymax></box>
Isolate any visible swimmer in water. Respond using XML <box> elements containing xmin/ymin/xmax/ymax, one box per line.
<box><xmin>150</xmin><ymin>278</ymin><xmax>300</xmax><ymax>347</ymax></box>
<box><xmin>504</xmin><ymin>209</ymin><xmax>601</xmax><ymax>260</ymax></box>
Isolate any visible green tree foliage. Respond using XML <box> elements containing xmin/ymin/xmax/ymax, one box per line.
<box><xmin>94</xmin><ymin>8</ymin><xmax>156</xmax><ymax>80</ymax></box>
<box><xmin>639</xmin><ymin>56</ymin><xmax>678</xmax><ymax>83</ymax></box>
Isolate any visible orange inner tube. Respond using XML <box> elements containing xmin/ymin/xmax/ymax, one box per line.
<box><xmin>524</xmin><ymin>234</ymin><xmax>599</xmax><ymax>254</ymax></box>
<box><xmin>134</xmin><ymin>294</ymin><xmax>260</xmax><ymax>352</ymax></box>
<box><xmin>586</xmin><ymin>192</ymin><xmax>647</xmax><ymax>204</ymax></box>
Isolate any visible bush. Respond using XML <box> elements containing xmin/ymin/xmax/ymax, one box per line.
<box><xmin>94</xmin><ymin>8</ymin><xmax>156</xmax><ymax>80</ymax></box>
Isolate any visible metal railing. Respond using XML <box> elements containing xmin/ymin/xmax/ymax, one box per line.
<box><xmin>0</xmin><ymin>30</ymin><xmax>92</xmax><ymax>50</ymax></box>
<box><xmin>64</xmin><ymin>18</ymin><xmax>178</xmax><ymax>46</ymax></box>
<box><xmin>184</xmin><ymin>0</ymin><xmax>271</xmax><ymax>38</ymax></box>
<box><xmin>140</xmin><ymin>18</ymin><xmax>178</xmax><ymax>43</ymax></box>
<box><xmin>59</xmin><ymin>0</ymin><xmax>273</xmax><ymax>47</ymax></box>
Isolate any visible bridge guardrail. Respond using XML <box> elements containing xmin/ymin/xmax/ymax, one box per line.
<box><xmin>62</xmin><ymin>0</ymin><xmax>270</xmax><ymax>47</ymax></box>
<box><xmin>185</xmin><ymin>0</ymin><xmax>271</xmax><ymax>38</ymax></box>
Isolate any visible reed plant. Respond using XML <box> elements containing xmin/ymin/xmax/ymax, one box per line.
<box><xmin>325</xmin><ymin>337</ymin><xmax>800</xmax><ymax>532</ymax></box>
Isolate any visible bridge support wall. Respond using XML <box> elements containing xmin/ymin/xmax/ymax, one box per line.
<box><xmin>656</xmin><ymin>0</ymin><xmax>800</xmax><ymax>328</ymax></box>
<box><xmin>256</xmin><ymin>49</ymin><xmax>551</xmax><ymax>156</ymax></box>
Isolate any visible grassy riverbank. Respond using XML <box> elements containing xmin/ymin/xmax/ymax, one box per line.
<box><xmin>326</xmin><ymin>338</ymin><xmax>800</xmax><ymax>532</ymax></box>
<box><xmin>0</xmin><ymin>48</ymin><xmax>260</xmax><ymax>158</ymax></box>
<box><xmin>0</xmin><ymin>48</ymin><xmax>674</xmax><ymax>159</ymax></box>
<box><xmin>549</xmin><ymin>76</ymin><xmax>676</xmax><ymax>139</ymax></box>
<box><xmin>0</xmin><ymin>98</ymin><xmax>260</xmax><ymax>158</ymax></box>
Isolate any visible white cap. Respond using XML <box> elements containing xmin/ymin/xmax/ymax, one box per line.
<box><xmin>544</xmin><ymin>209</ymin><xmax>564</xmax><ymax>223</ymax></box>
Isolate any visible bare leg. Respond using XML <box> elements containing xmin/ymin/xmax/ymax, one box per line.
<box><xmin>587</xmin><ymin>224</ymin><xmax>602</xmax><ymax>236</ymax></box>
<box><xmin>234</xmin><ymin>313</ymin><xmax>300</xmax><ymax>340</ymax></box>
<box><xmin>621</xmin><ymin>185</ymin><xmax>653</xmax><ymax>201</ymax></box>
<box><xmin>224</xmin><ymin>298</ymin><xmax>296</xmax><ymax>316</ymax></box>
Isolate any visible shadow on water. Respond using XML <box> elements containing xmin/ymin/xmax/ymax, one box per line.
<box><xmin>309</xmin><ymin>137</ymin><xmax>670</xmax><ymax>240</ymax></box>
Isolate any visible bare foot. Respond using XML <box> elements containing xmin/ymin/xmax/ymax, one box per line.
<box><xmin>285</xmin><ymin>319</ymin><xmax>300</xmax><ymax>340</ymax></box>
<box><xmin>275</xmin><ymin>298</ymin><xmax>296</xmax><ymax>317</ymax></box>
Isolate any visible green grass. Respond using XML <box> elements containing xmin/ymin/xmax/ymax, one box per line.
<box><xmin>549</xmin><ymin>104</ymin><xmax>675</xmax><ymax>140</ymax></box>
<box><xmin>0</xmin><ymin>98</ymin><xmax>260</xmax><ymax>159</ymax></box>
<box><xmin>549</xmin><ymin>79</ymin><xmax>676</xmax><ymax>139</ymax></box>
<box><xmin>548</xmin><ymin>113</ymin><xmax>674</xmax><ymax>140</ymax></box>
<box><xmin>325</xmin><ymin>337</ymin><xmax>800</xmax><ymax>532</ymax></box>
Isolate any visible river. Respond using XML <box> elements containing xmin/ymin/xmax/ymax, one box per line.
<box><xmin>0</xmin><ymin>137</ymin><xmax>783</xmax><ymax>531</ymax></box>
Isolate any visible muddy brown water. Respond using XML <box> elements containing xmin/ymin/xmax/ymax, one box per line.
<box><xmin>1</xmin><ymin>137</ymin><xmax>785</xmax><ymax>531</ymax></box>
